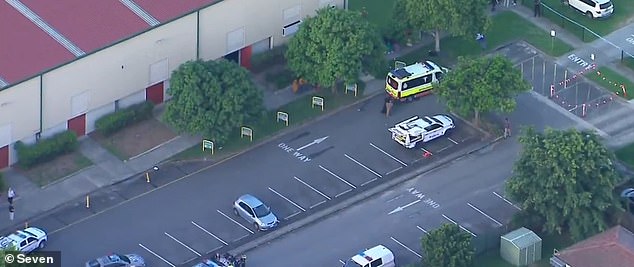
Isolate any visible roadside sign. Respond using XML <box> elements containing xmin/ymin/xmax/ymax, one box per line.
<box><xmin>202</xmin><ymin>139</ymin><xmax>214</xmax><ymax>154</ymax></box>
<box><xmin>345</xmin><ymin>83</ymin><xmax>358</xmax><ymax>97</ymax></box>
<box><xmin>241</xmin><ymin>127</ymin><xmax>253</xmax><ymax>142</ymax></box>
<box><xmin>312</xmin><ymin>96</ymin><xmax>324</xmax><ymax>111</ymax></box>
<box><xmin>277</xmin><ymin>111</ymin><xmax>289</xmax><ymax>126</ymax></box>
<box><xmin>395</xmin><ymin>61</ymin><xmax>406</xmax><ymax>70</ymax></box>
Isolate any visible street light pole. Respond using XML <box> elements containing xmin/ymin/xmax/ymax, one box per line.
<box><xmin>550</xmin><ymin>30</ymin><xmax>556</xmax><ymax>53</ymax></box>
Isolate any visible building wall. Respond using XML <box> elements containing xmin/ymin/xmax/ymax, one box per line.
<box><xmin>0</xmin><ymin>77</ymin><xmax>41</xmax><ymax>145</ymax></box>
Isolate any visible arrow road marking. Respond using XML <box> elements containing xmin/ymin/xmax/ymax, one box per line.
<box><xmin>493</xmin><ymin>191</ymin><xmax>522</xmax><ymax>210</ymax></box>
<box><xmin>388</xmin><ymin>199</ymin><xmax>421</xmax><ymax>215</ymax></box>
<box><xmin>370</xmin><ymin>143</ymin><xmax>407</xmax><ymax>166</ymax></box>
<box><xmin>191</xmin><ymin>221</ymin><xmax>228</xmax><ymax>246</ymax></box>
<box><xmin>442</xmin><ymin>214</ymin><xmax>477</xmax><ymax>237</ymax></box>
<box><xmin>165</xmin><ymin>232</ymin><xmax>201</xmax><ymax>256</ymax></box>
<box><xmin>139</xmin><ymin>243</ymin><xmax>176</xmax><ymax>267</ymax></box>
<box><xmin>390</xmin><ymin>236</ymin><xmax>422</xmax><ymax>259</ymax></box>
<box><xmin>467</xmin><ymin>203</ymin><xmax>503</xmax><ymax>226</ymax></box>
<box><xmin>345</xmin><ymin>154</ymin><xmax>382</xmax><ymax>178</ymax></box>
<box><xmin>296</xmin><ymin>136</ymin><xmax>329</xmax><ymax>151</ymax></box>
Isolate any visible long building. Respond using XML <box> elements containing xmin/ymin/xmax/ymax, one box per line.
<box><xmin>0</xmin><ymin>0</ymin><xmax>345</xmax><ymax>169</ymax></box>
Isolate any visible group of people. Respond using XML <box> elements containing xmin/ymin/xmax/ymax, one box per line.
<box><xmin>490</xmin><ymin>0</ymin><xmax>542</xmax><ymax>17</ymax></box>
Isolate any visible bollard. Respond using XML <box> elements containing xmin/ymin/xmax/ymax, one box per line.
<box><xmin>550</xmin><ymin>84</ymin><xmax>555</xmax><ymax>98</ymax></box>
<box><xmin>582</xmin><ymin>103</ymin><xmax>587</xmax><ymax>117</ymax></box>
<box><xmin>146</xmin><ymin>172</ymin><xmax>150</xmax><ymax>183</ymax></box>
<box><xmin>86</xmin><ymin>195</ymin><xmax>90</xmax><ymax>208</ymax></box>
<box><xmin>24</xmin><ymin>221</ymin><xmax>28</xmax><ymax>228</ymax></box>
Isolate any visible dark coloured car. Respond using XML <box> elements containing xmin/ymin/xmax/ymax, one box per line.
<box><xmin>85</xmin><ymin>253</ymin><xmax>145</xmax><ymax>267</ymax></box>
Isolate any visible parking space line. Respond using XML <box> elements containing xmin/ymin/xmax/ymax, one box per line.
<box><xmin>268</xmin><ymin>187</ymin><xmax>306</xmax><ymax>212</ymax></box>
<box><xmin>420</xmin><ymin>147</ymin><xmax>433</xmax><ymax>155</ymax></box>
<box><xmin>339</xmin><ymin>260</ymin><xmax>346</xmax><ymax>265</ymax></box>
<box><xmin>164</xmin><ymin>232</ymin><xmax>202</xmax><ymax>257</ymax></box>
<box><xmin>344</xmin><ymin>154</ymin><xmax>382</xmax><ymax>178</ymax></box>
<box><xmin>335</xmin><ymin>189</ymin><xmax>352</xmax><ymax>198</ymax></box>
<box><xmin>216</xmin><ymin>210</ymin><xmax>255</xmax><ymax>234</ymax></box>
<box><xmin>360</xmin><ymin>177</ymin><xmax>377</xmax><ymax>187</ymax></box>
<box><xmin>285</xmin><ymin>211</ymin><xmax>302</xmax><ymax>220</ymax></box>
<box><xmin>191</xmin><ymin>221</ymin><xmax>228</xmax><ymax>246</ymax></box>
<box><xmin>467</xmin><ymin>203</ymin><xmax>503</xmax><ymax>226</ymax></box>
<box><xmin>139</xmin><ymin>243</ymin><xmax>176</xmax><ymax>267</ymax></box>
<box><xmin>416</xmin><ymin>225</ymin><xmax>428</xmax><ymax>234</ymax></box>
<box><xmin>442</xmin><ymin>214</ymin><xmax>477</xmax><ymax>237</ymax></box>
<box><xmin>319</xmin><ymin>165</ymin><xmax>357</xmax><ymax>189</ymax></box>
<box><xmin>492</xmin><ymin>191</ymin><xmax>522</xmax><ymax>210</ymax></box>
<box><xmin>207</xmin><ymin>245</ymin><xmax>224</xmax><ymax>255</ymax></box>
<box><xmin>390</xmin><ymin>236</ymin><xmax>422</xmax><ymax>259</ymax></box>
<box><xmin>310</xmin><ymin>200</ymin><xmax>326</xmax><ymax>209</ymax></box>
<box><xmin>386</xmin><ymin>166</ymin><xmax>402</xmax><ymax>175</ymax></box>
<box><xmin>447</xmin><ymin>137</ymin><xmax>459</xmax><ymax>144</ymax></box>
<box><xmin>370</xmin><ymin>143</ymin><xmax>408</xmax><ymax>166</ymax></box>
<box><xmin>294</xmin><ymin>176</ymin><xmax>331</xmax><ymax>200</ymax></box>
<box><xmin>436</xmin><ymin>146</ymin><xmax>452</xmax><ymax>153</ymax></box>
<box><xmin>233</xmin><ymin>234</ymin><xmax>251</xmax><ymax>242</ymax></box>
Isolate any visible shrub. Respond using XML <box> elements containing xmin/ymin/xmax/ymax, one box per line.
<box><xmin>15</xmin><ymin>130</ymin><xmax>78</xmax><ymax>169</ymax></box>
<box><xmin>0</xmin><ymin>172</ymin><xmax>5</xmax><ymax>191</ymax></box>
<box><xmin>95</xmin><ymin>101</ymin><xmax>154</xmax><ymax>136</ymax></box>
<box><xmin>251</xmin><ymin>45</ymin><xmax>288</xmax><ymax>73</ymax></box>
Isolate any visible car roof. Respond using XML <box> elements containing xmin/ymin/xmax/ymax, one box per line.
<box><xmin>351</xmin><ymin>245</ymin><xmax>394</xmax><ymax>264</ymax></box>
<box><xmin>594</xmin><ymin>0</ymin><xmax>611</xmax><ymax>4</ymax></box>
<box><xmin>238</xmin><ymin>194</ymin><xmax>264</xmax><ymax>207</ymax></box>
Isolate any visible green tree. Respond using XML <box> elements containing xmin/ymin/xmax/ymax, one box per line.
<box><xmin>400</xmin><ymin>0</ymin><xmax>490</xmax><ymax>52</ymax></box>
<box><xmin>506</xmin><ymin>128</ymin><xmax>620</xmax><ymax>241</ymax></box>
<box><xmin>164</xmin><ymin>59</ymin><xmax>264</xmax><ymax>145</ymax></box>
<box><xmin>422</xmin><ymin>223</ymin><xmax>474</xmax><ymax>267</ymax></box>
<box><xmin>435</xmin><ymin>56</ymin><xmax>530</xmax><ymax>126</ymax></box>
<box><xmin>285</xmin><ymin>8</ymin><xmax>385</xmax><ymax>91</ymax></box>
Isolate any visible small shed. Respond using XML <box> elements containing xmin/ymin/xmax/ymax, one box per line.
<box><xmin>500</xmin><ymin>227</ymin><xmax>542</xmax><ymax>266</ymax></box>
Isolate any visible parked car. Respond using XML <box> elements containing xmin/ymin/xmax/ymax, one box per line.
<box><xmin>565</xmin><ymin>0</ymin><xmax>613</xmax><ymax>19</ymax></box>
<box><xmin>85</xmin><ymin>253</ymin><xmax>145</xmax><ymax>267</ymax></box>
<box><xmin>0</xmin><ymin>227</ymin><xmax>47</xmax><ymax>253</ymax></box>
<box><xmin>621</xmin><ymin>188</ymin><xmax>634</xmax><ymax>202</ymax></box>
<box><xmin>233</xmin><ymin>194</ymin><xmax>279</xmax><ymax>231</ymax></box>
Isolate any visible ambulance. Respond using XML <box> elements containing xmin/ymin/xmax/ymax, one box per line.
<box><xmin>343</xmin><ymin>245</ymin><xmax>395</xmax><ymax>267</ymax></box>
<box><xmin>385</xmin><ymin>60</ymin><xmax>448</xmax><ymax>101</ymax></box>
<box><xmin>388</xmin><ymin>114</ymin><xmax>455</xmax><ymax>148</ymax></box>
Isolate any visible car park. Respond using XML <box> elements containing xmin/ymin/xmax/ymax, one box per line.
<box><xmin>388</xmin><ymin>114</ymin><xmax>455</xmax><ymax>148</ymax></box>
<box><xmin>233</xmin><ymin>194</ymin><xmax>279</xmax><ymax>231</ymax></box>
<box><xmin>343</xmin><ymin>245</ymin><xmax>395</xmax><ymax>267</ymax></box>
<box><xmin>191</xmin><ymin>253</ymin><xmax>246</xmax><ymax>267</ymax></box>
<box><xmin>0</xmin><ymin>227</ymin><xmax>47</xmax><ymax>253</ymax></box>
<box><xmin>564</xmin><ymin>0</ymin><xmax>613</xmax><ymax>19</ymax></box>
<box><xmin>85</xmin><ymin>253</ymin><xmax>145</xmax><ymax>267</ymax></box>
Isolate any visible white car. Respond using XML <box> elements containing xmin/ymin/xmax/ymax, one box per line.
<box><xmin>565</xmin><ymin>0</ymin><xmax>613</xmax><ymax>19</ymax></box>
<box><xmin>0</xmin><ymin>227</ymin><xmax>47</xmax><ymax>253</ymax></box>
<box><xmin>388</xmin><ymin>114</ymin><xmax>455</xmax><ymax>148</ymax></box>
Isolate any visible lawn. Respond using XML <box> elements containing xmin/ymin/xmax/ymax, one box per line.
<box><xmin>622</xmin><ymin>56</ymin><xmax>634</xmax><ymax>72</ymax></box>
<box><xmin>616</xmin><ymin>142</ymin><xmax>634</xmax><ymax>167</ymax></box>
<box><xmin>586</xmin><ymin>66</ymin><xmax>634</xmax><ymax>99</ymax></box>
<box><xmin>522</xmin><ymin>0</ymin><xmax>634</xmax><ymax>42</ymax></box>
<box><xmin>21</xmin><ymin>152</ymin><xmax>93</xmax><ymax>187</ymax></box>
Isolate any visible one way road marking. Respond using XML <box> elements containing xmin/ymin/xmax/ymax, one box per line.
<box><xmin>388</xmin><ymin>199</ymin><xmax>421</xmax><ymax>215</ymax></box>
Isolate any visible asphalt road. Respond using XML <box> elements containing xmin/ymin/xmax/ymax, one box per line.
<box><xmin>32</xmin><ymin>93</ymin><xmax>484</xmax><ymax>266</ymax></box>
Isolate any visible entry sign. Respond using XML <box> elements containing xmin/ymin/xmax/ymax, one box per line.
<box><xmin>202</xmin><ymin>139</ymin><xmax>214</xmax><ymax>155</ymax></box>
<box><xmin>312</xmin><ymin>96</ymin><xmax>324</xmax><ymax>111</ymax></box>
<box><xmin>241</xmin><ymin>126</ymin><xmax>253</xmax><ymax>142</ymax></box>
<box><xmin>277</xmin><ymin>111</ymin><xmax>289</xmax><ymax>126</ymax></box>
<box><xmin>345</xmin><ymin>83</ymin><xmax>358</xmax><ymax>97</ymax></box>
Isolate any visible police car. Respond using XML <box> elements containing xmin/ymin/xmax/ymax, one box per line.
<box><xmin>343</xmin><ymin>245</ymin><xmax>395</xmax><ymax>267</ymax></box>
<box><xmin>388</xmin><ymin>114</ymin><xmax>455</xmax><ymax>148</ymax></box>
<box><xmin>0</xmin><ymin>227</ymin><xmax>47</xmax><ymax>253</ymax></box>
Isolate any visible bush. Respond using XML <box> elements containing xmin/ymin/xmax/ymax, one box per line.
<box><xmin>0</xmin><ymin>172</ymin><xmax>5</xmax><ymax>191</ymax></box>
<box><xmin>15</xmin><ymin>130</ymin><xmax>78</xmax><ymax>169</ymax></box>
<box><xmin>265</xmin><ymin>68</ymin><xmax>296</xmax><ymax>90</ymax></box>
<box><xmin>251</xmin><ymin>45</ymin><xmax>288</xmax><ymax>73</ymax></box>
<box><xmin>95</xmin><ymin>101</ymin><xmax>154</xmax><ymax>136</ymax></box>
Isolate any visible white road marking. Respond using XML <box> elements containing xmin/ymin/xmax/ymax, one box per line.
<box><xmin>339</xmin><ymin>259</ymin><xmax>346</xmax><ymax>264</ymax></box>
<box><xmin>420</xmin><ymin>147</ymin><xmax>432</xmax><ymax>154</ymax></box>
<box><xmin>386</xmin><ymin>167</ymin><xmax>402</xmax><ymax>175</ymax></box>
<box><xmin>442</xmin><ymin>214</ymin><xmax>477</xmax><ymax>237</ymax></box>
<box><xmin>493</xmin><ymin>191</ymin><xmax>522</xmax><ymax>210</ymax></box>
<box><xmin>370</xmin><ymin>142</ymin><xmax>408</xmax><ymax>166</ymax></box>
<box><xmin>294</xmin><ymin>176</ymin><xmax>331</xmax><ymax>200</ymax></box>
<box><xmin>344</xmin><ymin>154</ymin><xmax>382</xmax><ymax>178</ymax></box>
<box><xmin>417</xmin><ymin>225</ymin><xmax>428</xmax><ymax>234</ymax></box>
<box><xmin>390</xmin><ymin>236</ymin><xmax>422</xmax><ymax>258</ymax></box>
<box><xmin>191</xmin><ymin>221</ymin><xmax>228</xmax><ymax>246</ymax></box>
<box><xmin>360</xmin><ymin>177</ymin><xmax>378</xmax><ymax>187</ymax></box>
<box><xmin>335</xmin><ymin>189</ymin><xmax>352</xmax><ymax>198</ymax></box>
<box><xmin>285</xmin><ymin>211</ymin><xmax>302</xmax><ymax>220</ymax></box>
<box><xmin>309</xmin><ymin>200</ymin><xmax>326</xmax><ymax>209</ymax></box>
<box><xmin>447</xmin><ymin>137</ymin><xmax>459</xmax><ymax>144</ymax></box>
<box><xmin>436</xmin><ymin>146</ymin><xmax>451</xmax><ymax>153</ymax></box>
<box><xmin>139</xmin><ymin>243</ymin><xmax>176</xmax><ymax>267</ymax></box>
<box><xmin>269</xmin><ymin>187</ymin><xmax>306</xmax><ymax>212</ymax></box>
<box><xmin>216</xmin><ymin>210</ymin><xmax>254</xmax><ymax>234</ymax></box>
<box><xmin>467</xmin><ymin>203</ymin><xmax>503</xmax><ymax>226</ymax></box>
<box><xmin>232</xmin><ymin>234</ymin><xmax>251</xmax><ymax>242</ymax></box>
<box><xmin>164</xmin><ymin>232</ymin><xmax>201</xmax><ymax>256</ymax></box>
<box><xmin>319</xmin><ymin>165</ymin><xmax>357</xmax><ymax>189</ymax></box>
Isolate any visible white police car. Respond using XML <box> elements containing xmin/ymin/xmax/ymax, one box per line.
<box><xmin>388</xmin><ymin>114</ymin><xmax>455</xmax><ymax>149</ymax></box>
<box><xmin>0</xmin><ymin>227</ymin><xmax>47</xmax><ymax>253</ymax></box>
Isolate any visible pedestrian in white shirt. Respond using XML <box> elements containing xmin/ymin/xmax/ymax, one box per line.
<box><xmin>7</xmin><ymin>187</ymin><xmax>15</xmax><ymax>204</ymax></box>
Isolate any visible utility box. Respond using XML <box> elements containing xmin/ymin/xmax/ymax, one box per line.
<box><xmin>500</xmin><ymin>227</ymin><xmax>542</xmax><ymax>266</ymax></box>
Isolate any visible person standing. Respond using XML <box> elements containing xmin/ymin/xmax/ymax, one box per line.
<box><xmin>385</xmin><ymin>98</ymin><xmax>394</xmax><ymax>117</ymax></box>
<box><xmin>504</xmin><ymin>118</ymin><xmax>512</xmax><ymax>138</ymax></box>
<box><xmin>534</xmin><ymin>0</ymin><xmax>542</xmax><ymax>17</ymax></box>
<box><xmin>7</xmin><ymin>187</ymin><xmax>15</xmax><ymax>205</ymax></box>
<box><xmin>9</xmin><ymin>205</ymin><xmax>14</xmax><ymax>221</ymax></box>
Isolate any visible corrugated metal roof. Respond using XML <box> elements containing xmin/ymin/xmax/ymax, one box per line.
<box><xmin>555</xmin><ymin>226</ymin><xmax>634</xmax><ymax>267</ymax></box>
<box><xmin>501</xmin><ymin>227</ymin><xmax>542</xmax><ymax>249</ymax></box>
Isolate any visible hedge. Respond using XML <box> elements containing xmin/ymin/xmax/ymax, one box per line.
<box><xmin>95</xmin><ymin>101</ymin><xmax>154</xmax><ymax>136</ymax></box>
<box><xmin>15</xmin><ymin>130</ymin><xmax>78</xmax><ymax>169</ymax></box>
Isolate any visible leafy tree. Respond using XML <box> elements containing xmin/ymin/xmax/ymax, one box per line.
<box><xmin>400</xmin><ymin>0</ymin><xmax>490</xmax><ymax>52</ymax></box>
<box><xmin>164</xmin><ymin>59</ymin><xmax>264</xmax><ymax>145</ymax></box>
<box><xmin>506</xmin><ymin>128</ymin><xmax>621</xmax><ymax>241</ymax></box>
<box><xmin>285</xmin><ymin>8</ymin><xmax>385</xmax><ymax>91</ymax></box>
<box><xmin>422</xmin><ymin>223</ymin><xmax>474</xmax><ymax>267</ymax></box>
<box><xmin>435</xmin><ymin>56</ymin><xmax>530</xmax><ymax>126</ymax></box>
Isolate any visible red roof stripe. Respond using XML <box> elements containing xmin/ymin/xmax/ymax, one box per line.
<box><xmin>134</xmin><ymin>0</ymin><xmax>218</xmax><ymax>22</ymax></box>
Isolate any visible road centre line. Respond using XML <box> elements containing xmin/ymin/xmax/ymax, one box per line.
<box><xmin>386</xmin><ymin>166</ymin><xmax>402</xmax><ymax>175</ymax></box>
<box><xmin>319</xmin><ymin>165</ymin><xmax>357</xmax><ymax>189</ymax></box>
<box><xmin>360</xmin><ymin>177</ymin><xmax>378</xmax><ymax>187</ymax></box>
<box><xmin>447</xmin><ymin>137</ymin><xmax>459</xmax><ymax>144</ymax></box>
<box><xmin>416</xmin><ymin>225</ymin><xmax>428</xmax><ymax>234</ymax></box>
<box><xmin>191</xmin><ymin>221</ymin><xmax>228</xmax><ymax>246</ymax></box>
<box><xmin>335</xmin><ymin>189</ymin><xmax>352</xmax><ymax>198</ymax></box>
<box><xmin>164</xmin><ymin>232</ymin><xmax>202</xmax><ymax>256</ymax></box>
<box><xmin>344</xmin><ymin>154</ymin><xmax>382</xmax><ymax>178</ymax></box>
<box><xmin>442</xmin><ymin>214</ymin><xmax>477</xmax><ymax>237</ymax></box>
<box><xmin>467</xmin><ymin>203</ymin><xmax>503</xmax><ymax>226</ymax></box>
<box><xmin>139</xmin><ymin>243</ymin><xmax>176</xmax><ymax>267</ymax></box>
<box><xmin>310</xmin><ymin>200</ymin><xmax>326</xmax><ymax>209</ymax></box>
<box><xmin>493</xmin><ymin>191</ymin><xmax>522</xmax><ymax>210</ymax></box>
<box><xmin>294</xmin><ymin>176</ymin><xmax>331</xmax><ymax>200</ymax></box>
<box><xmin>390</xmin><ymin>236</ymin><xmax>422</xmax><ymax>259</ymax></box>
<box><xmin>370</xmin><ymin>143</ymin><xmax>408</xmax><ymax>166</ymax></box>
<box><xmin>268</xmin><ymin>187</ymin><xmax>306</xmax><ymax>212</ymax></box>
<box><xmin>217</xmin><ymin>210</ymin><xmax>255</xmax><ymax>234</ymax></box>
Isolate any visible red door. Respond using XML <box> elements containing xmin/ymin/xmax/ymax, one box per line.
<box><xmin>240</xmin><ymin>45</ymin><xmax>252</xmax><ymax>70</ymax></box>
<box><xmin>68</xmin><ymin>114</ymin><xmax>86</xmax><ymax>137</ymax></box>
<box><xmin>0</xmin><ymin>145</ymin><xmax>8</xmax><ymax>169</ymax></box>
<box><xmin>146</xmin><ymin>82</ymin><xmax>164</xmax><ymax>104</ymax></box>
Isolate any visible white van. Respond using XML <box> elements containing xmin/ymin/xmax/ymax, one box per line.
<box><xmin>565</xmin><ymin>0</ymin><xmax>613</xmax><ymax>19</ymax></box>
<box><xmin>343</xmin><ymin>245</ymin><xmax>395</xmax><ymax>267</ymax></box>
